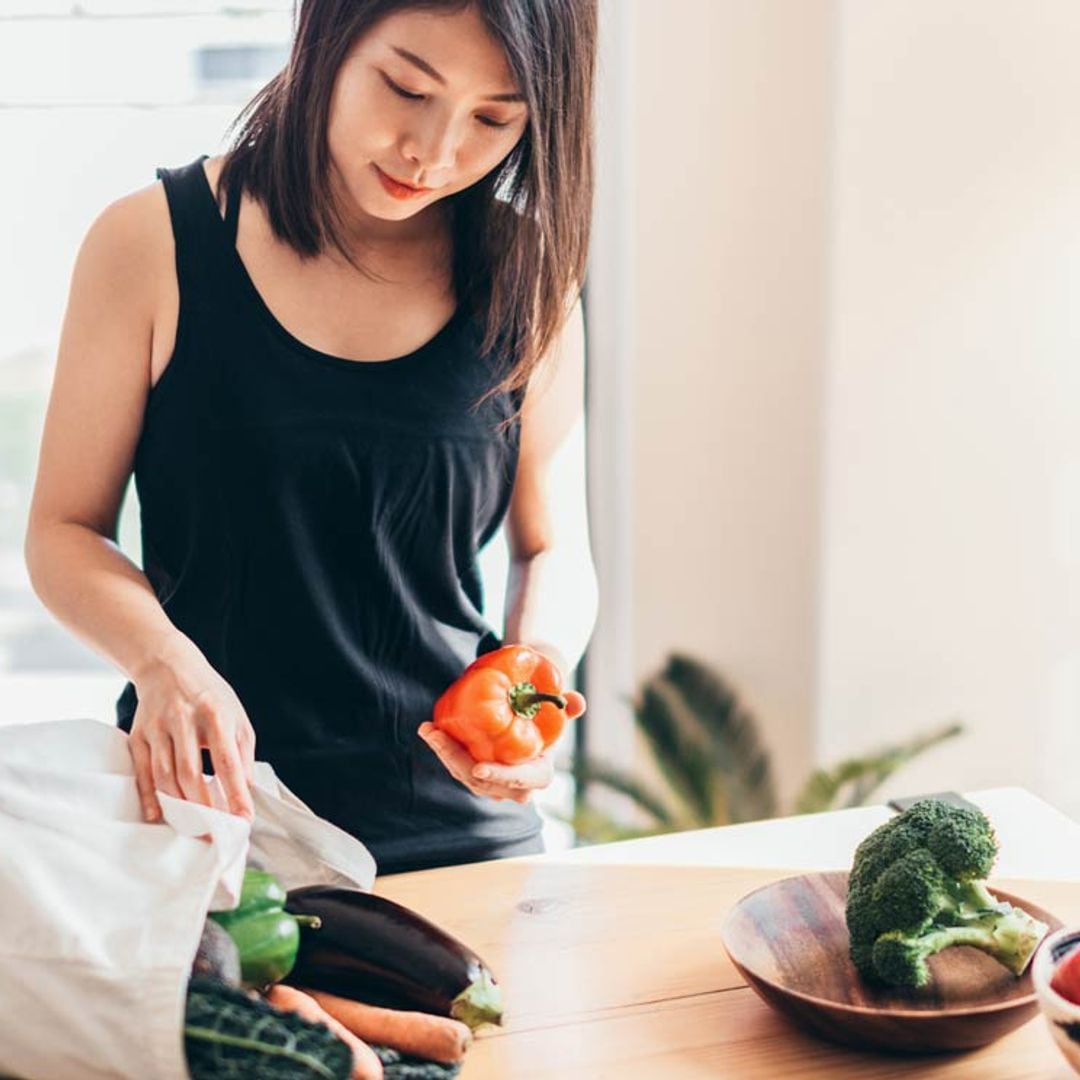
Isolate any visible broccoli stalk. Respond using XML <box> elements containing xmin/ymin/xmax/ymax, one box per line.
<box><xmin>943</xmin><ymin>877</ymin><xmax>1002</xmax><ymax>918</ymax></box>
<box><xmin>845</xmin><ymin>799</ymin><xmax>1049</xmax><ymax>990</ymax></box>
<box><xmin>871</xmin><ymin>905</ymin><xmax>1049</xmax><ymax>988</ymax></box>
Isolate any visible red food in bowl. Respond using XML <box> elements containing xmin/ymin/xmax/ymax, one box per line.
<box><xmin>1053</xmin><ymin>950</ymin><xmax>1080</xmax><ymax>1007</ymax></box>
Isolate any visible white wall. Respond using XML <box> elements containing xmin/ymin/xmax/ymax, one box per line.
<box><xmin>609</xmin><ymin>0</ymin><xmax>1080</xmax><ymax>824</ymax></box>
<box><xmin>623</xmin><ymin>0</ymin><xmax>835</xmax><ymax>811</ymax></box>
<box><xmin>818</xmin><ymin>0</ymin><xmax>1080</xmax><ymax>818</ymax></box>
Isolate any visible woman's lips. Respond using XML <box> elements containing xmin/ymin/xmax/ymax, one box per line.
<box><xmin>373</xmin><ymin>165</ymin><xmax>431</xmax><ymax>200</ymax></box>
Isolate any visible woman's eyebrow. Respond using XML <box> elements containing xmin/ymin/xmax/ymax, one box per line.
<box><xmin>390</xmin><ymin>45</ymin><xmax>525</xmax><ymax>103</ymax></box>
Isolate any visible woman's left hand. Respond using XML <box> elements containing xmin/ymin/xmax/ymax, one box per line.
<box><xmin>417</xmin><ymin>721</ymin><xmax>554</xmax><ymax>804</ymax></box>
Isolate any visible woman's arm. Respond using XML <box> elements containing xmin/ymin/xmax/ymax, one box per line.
<box><xmin>24</xmin><ymin>186</ymin><xmax>255</xmax><ymax>822</ymax></box>
<box><xmin>25</xmin><ymin>189</ymin><xmax>179</xmax><ymax>679</ymax></box>
<box><xmin>501</xmin><ymin>295</ymin><xmax>599</xmax><ymax>680</ymax></box>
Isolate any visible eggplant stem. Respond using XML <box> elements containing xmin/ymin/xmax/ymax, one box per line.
<box><xmin>449</xmin><ymin>968</ymin><xmax>504</xmax><ymax>1032</ymax></box>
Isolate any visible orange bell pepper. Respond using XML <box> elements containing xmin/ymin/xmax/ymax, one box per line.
<box><xmin>432</xmin><ymin>645</ymin><xmax>587</xmax><ymax>765</ymax></box>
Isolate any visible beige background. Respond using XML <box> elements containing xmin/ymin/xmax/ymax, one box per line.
<box><xmin>596</xmin><ymin>0</ymin><xmax>1080</xmax><ymax>823</ymax></box>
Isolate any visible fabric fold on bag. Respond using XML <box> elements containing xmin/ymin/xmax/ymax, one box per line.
<box><xmin>0</xmin><ymin>718</ymin><xmax>376</xmax><ymax>1080</ymax></box>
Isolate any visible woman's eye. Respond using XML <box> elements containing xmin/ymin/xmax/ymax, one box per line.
<box><xmin>381</xmin><ymin>73</ymin><xmax>514</xmax><ymax>129</ymax></box>
<box><xmin>383</xmin><ymin>75</ymin><xmax>425</xmax><ymax>101</ymax></box>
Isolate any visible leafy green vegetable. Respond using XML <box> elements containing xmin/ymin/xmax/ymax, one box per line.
<box><xmin>184</xmin><ymin>976</ymin><xmax>352</xmax><ymax>1080</ymax></box>
<box><xmin>370</xmin><ymin>1044</ymin><xmax>464</xmax><ymax>1080</ymax></box>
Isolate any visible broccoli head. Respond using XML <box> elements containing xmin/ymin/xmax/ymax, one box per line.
<box><xmin>845</xmin><ymin>799</ymin><xmax>1049</xmax><ymax>989</ymax></box>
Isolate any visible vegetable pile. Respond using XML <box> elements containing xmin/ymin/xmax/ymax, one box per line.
<box><xmin>845</xmin><ymin>798</ymin><xmax>1049</xmax><ymax>990</ymax></box>
<box><xmin>184</xmin><ymin>867</ymin><xmax>499</xmax><ymax>1079</ymax></box>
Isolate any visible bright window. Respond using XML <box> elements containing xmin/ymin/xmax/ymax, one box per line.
<box><xmin>1</xmin><ymin>2</ymin><xmax>295</xmax><ymax>724</ymax></box>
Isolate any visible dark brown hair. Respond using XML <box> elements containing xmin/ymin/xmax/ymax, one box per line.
<box><xmin>218</xmin><ymin>0</ymin><xmax>596</xmax><ymax>412</ymax></box>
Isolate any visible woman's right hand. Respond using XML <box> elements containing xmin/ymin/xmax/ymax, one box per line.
<box><xmin>128</xmin><ymin>638</ymin><xmax>256</xmax><ymax>824</ymax></box>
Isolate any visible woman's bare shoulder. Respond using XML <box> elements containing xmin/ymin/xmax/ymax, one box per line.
<box><xmin>86</xmin><ymin>154</ymin><xmax>226</xmax><ymax>269</ymax></box>
<box><xmin>75</xmin><ymin>159</ymin><xmax>221</xmax><ymax>380</ymax></box>
<box><xmin>79</xmin><ymin>173</ymin><xmax>175</xmax><ymax>298</ymax></box>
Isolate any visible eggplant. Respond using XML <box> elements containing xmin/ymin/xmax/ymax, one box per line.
<box><xmin>283</xmin><ymin>885</ymin><xmax>503</xmax><ymax>1032</ymax></box>
<box><xmin>190</xmin><ymin>918</ymin><xmax>242</xmax><ymax>987</ymax></box>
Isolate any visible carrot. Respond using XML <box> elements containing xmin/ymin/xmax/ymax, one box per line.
<box><xmin>304</xmin><ymin>988</ymin><xmax>473</xmax><ymax>1065</ymax></box>
<box><xmin>265</xmin><ymin>984</ymin><xmax>384</xmax><ymax>1080</ymax></box>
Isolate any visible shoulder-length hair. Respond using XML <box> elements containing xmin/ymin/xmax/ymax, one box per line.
<box><xmin>218</xmin><ymin>0</ymin><xmax>596</xmax><ymax>411</ymax></box>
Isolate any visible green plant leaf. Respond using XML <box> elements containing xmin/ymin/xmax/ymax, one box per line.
<box><xmin>659</xmin><ymin>654</ymin><xmax>778</xmax><ymax>823</ymax></box>
<box><xmin>575</xmin><ymin>757</ymin><xmax>686</xmax><ymax>828</ymax></box>
<box><xmin>549</xmin><ymin>804</ymin><xmax>664</xmax><ymax>846</ymax></box>
<box><xmin>791</xmin><ymin>720</ymin><xmax>965</xmax><ymax>815</ymax></box>
<box><xmin>571</xmin><ymin>652</ymin><xmax>966</xmax><ymax>850</ymax></box>
<box><xmin>636</xmin><ymin>677</ymin><xmax>718</xmax><ymax>824</ymax></box>
<box><xmin>571</xmin><ymin>654</ymin><xmax>778</xmax><ymax>836</ymax></box>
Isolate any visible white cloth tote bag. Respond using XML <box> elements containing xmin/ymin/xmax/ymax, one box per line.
<box><xmin>0</xmin><ymin>718</ymin><xmax>377</xmax><ymax>1080</ymax></box>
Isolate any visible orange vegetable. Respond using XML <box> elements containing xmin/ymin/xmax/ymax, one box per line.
<box><xmin>304</xmin><ymin>989</ymin><xmax>473</xmax><ymax>1065</ymax></box>
<box><xmin>264</xmin><ymin>984</ymin><xmax>384</xmax><ymax>1080</ymax></box>
<box><xmin>433</xmin><ymin>644</ymin><xmax>586</xmax><ymax>765</ymax></box>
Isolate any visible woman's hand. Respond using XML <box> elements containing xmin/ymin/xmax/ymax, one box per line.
<box><xmin>417</xmin><ymin>721</ymin><xmax>554</xmax><ymax>804</ymax></box>
<box><xmin>128</xmin><ymin>638</ymin><xmax>256</xmax><ymax>824</ymax></box>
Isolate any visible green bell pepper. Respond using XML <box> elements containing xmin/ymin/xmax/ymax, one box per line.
<box><xmin>209</xmin><ymin>868</ymin><xmax>321</xmax><ymax>991</ymax></box>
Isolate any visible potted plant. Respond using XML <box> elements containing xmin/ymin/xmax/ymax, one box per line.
<box><xmin>560</xmin><ymin>653</ymin><xmax>963</xmax><ymax>845</ymax></box>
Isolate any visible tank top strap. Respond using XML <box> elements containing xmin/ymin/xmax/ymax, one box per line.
<box><xmin>223</xmin><ymin>173</ymin><xmax>241</xmax><ymax>246</ymax></box>
<box><xmin>154</xmin><ymin>154</ymin><xmax>236</xmax><ymax>308</ymax></box>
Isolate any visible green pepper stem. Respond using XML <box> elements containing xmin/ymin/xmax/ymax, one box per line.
<box><xmin>509</xmin><ymin>684</ymin><xmax>566</xmax><ymax>713</ymax></box>
<box><xmin>518</xmin><ymin>691</ymin><xmax>566</xmax><ymax>709</ymax></box>
<box><xmin>294</xmin><ymin>914</ymin><xmax>322</xmax><ymax>930</ymax></box>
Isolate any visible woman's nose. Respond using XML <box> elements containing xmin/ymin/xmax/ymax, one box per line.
<box><xmin>402</xmin><ymin>112</ymin><xmax>460</xmax><ymax>177</ymax></box>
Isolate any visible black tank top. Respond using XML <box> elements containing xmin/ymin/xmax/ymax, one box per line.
<box><xmin>116</xmin><ymin>156</ymin><xmax>542</xmax><ymax>871</ymax></box>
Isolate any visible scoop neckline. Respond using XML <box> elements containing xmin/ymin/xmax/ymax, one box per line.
<box><xmin>194</xmin><ymin>156</ymin><xmax>464</xmax><ymax>372</ymax></box>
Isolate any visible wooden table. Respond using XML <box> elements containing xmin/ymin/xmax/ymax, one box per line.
<box><xmin>374</xmin><ymin>790</ymin><xmax>1080</xmax><ymax>1078</ymax></box>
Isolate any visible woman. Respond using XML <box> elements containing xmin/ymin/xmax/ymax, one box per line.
<box><xmin>23</xmin><ymin>0</ymin><xmax>599</xmax><ymax>875</ymax></box>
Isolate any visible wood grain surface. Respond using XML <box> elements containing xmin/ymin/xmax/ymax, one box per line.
<box><xmin>373</xmin><ymin>858</ymin><xmax>1080</xmax><ymax>1078</ymax></box>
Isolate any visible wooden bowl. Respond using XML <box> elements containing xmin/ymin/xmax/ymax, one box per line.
<box><xmin>719</xmin><ymin>870</ymin><xmax>1062</xmax><ymax>1053</ymax></box>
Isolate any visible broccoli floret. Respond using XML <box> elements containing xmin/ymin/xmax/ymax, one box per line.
<box><xmin>845</xmin><ymin>799</ymin><xmax>1049</xmax><ymax>989</ymax></box>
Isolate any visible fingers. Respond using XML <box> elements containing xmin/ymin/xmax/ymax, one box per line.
<box><xmin>128</xmin><ymin>655</ymin><xmax>257</xmax><ymax>824</ymax></box>
<box><xmin>205</xmin><ymin>723</ymin><xmax>255</xmax><ymax>821</ymax></box>
<box><xmin>473</xmin><ymin>753</ymin><xmax>555</xmax><ymax>792</ymax></box>
<box><xmin>235</xmin><ymin>721</ymin><xmax>257</xmax><ymax>787</ymax></box>
<box><xmin>150</xmin><ymin>735</ymin><xmax>184</xmax><ymax>803</ymax></box>
<box><xmin>418</xmin><ymin>724</ymin><xmax>543</xmax><ymax>804</ymax></box>
<box><xmin>129</xmin><ymin>718</ymin><xmax>254</xmax><ymax>824</ymax></box>
<box><xmin>128</xmin><ymin>733</ymin><xmax>161</xmax><ymax>823</ymax></box>
<box><xmin>429</xmin><ymin>732</ymin><xmax>520</xmax><ymax>800</ymax></box>
<box><xmin>188</xmin><ymin>691</ymin><xmax>255</xmax><ymax>821</ymax></box>
<box><xmin>418</xmin><ymin>725</ymin><xmax>521</xmax><ymax>801</ymax></box>
<box><xmin>171</xmin><ymin>733</ymin><xmax>214</xmax><ymax>809</ymax></box>
<box><xmin>564</xmin><ymin>690</ymin><xmax>587</xmax><ymax>720</ymax></box>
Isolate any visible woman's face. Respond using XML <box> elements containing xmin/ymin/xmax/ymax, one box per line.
<box><xmin>326</xmin><ymin>5</ymin><xmax>529</xmax><ymax>233</ymax></box>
